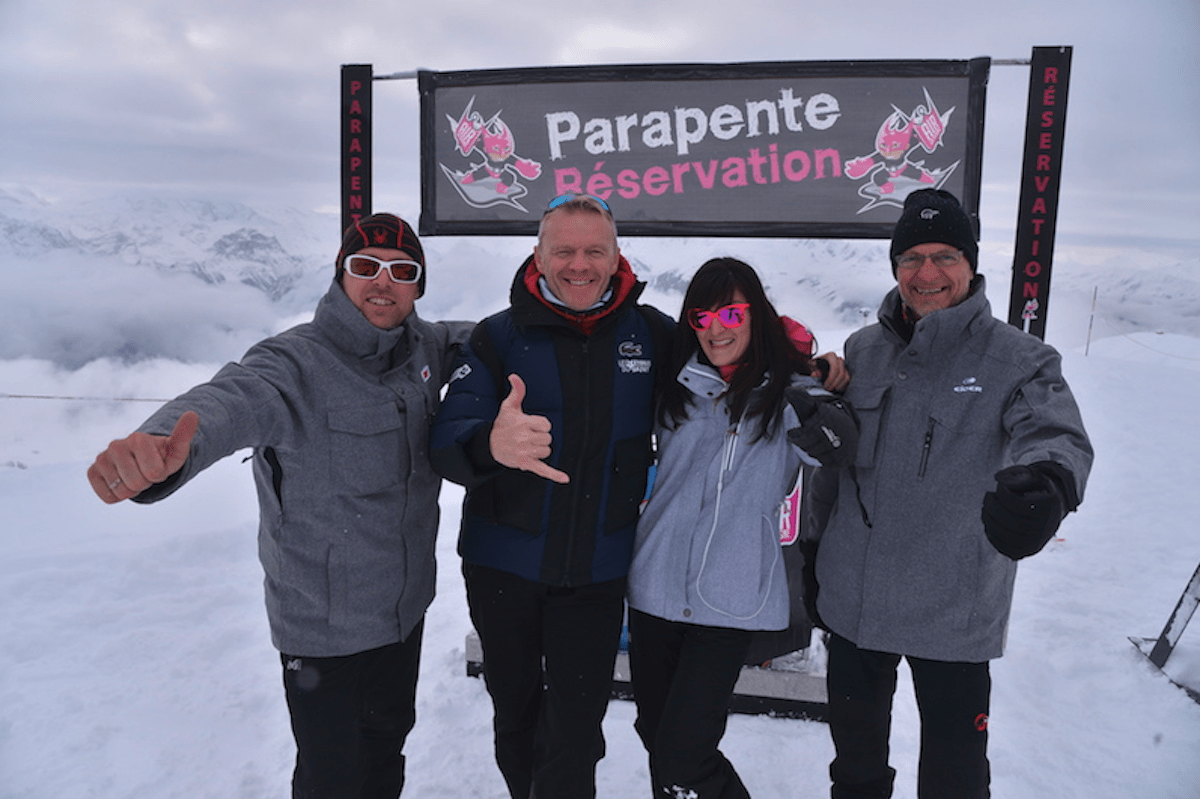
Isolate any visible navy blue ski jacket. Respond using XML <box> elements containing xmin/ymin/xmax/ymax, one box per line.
<box><xmin>430</xmin><ymin>256</ymin><xmax>674</xmax><ymax>587</ymax></box>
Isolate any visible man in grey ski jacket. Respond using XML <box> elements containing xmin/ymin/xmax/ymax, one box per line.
<box><xmin>809</xmin><ymin>190</ymin><xmax>1093</xmax><ymax>799</ymax></box>
<box><xmin>87</xmin><ymin>213</ymin><xmax>472</xmax><ymax>798</ymax></box>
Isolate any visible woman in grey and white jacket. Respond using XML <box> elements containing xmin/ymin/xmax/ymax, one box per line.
<box><xmin>626</xmin><ymin>258</ymin><xmax>858</xmax><ymax>799</ymax></box>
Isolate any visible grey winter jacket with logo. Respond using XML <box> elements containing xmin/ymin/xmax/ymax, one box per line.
<box><xmin>134</xmin><ymin>280</ymin><xmax>471</xmax><ymax>657</ymax></box>
<box><xmin>811</xmin><ymin>276</ymin><xmax>1093</xmax><ymax>662</ymax></box>
<box><xmin>627</xmin><ymin>355</ymin><xmax>832</xmax><ymax>632</ymax></box>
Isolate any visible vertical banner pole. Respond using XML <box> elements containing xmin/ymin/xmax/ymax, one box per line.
<box><xmin>341</xmin><ymin>64</ymin><xmax>374</xmax><ymax>236</ymax></box>
<box><xmin>1007</xmin><ymin>46</ymin><xmax>1073</xmax><ymax>339</ymax></box>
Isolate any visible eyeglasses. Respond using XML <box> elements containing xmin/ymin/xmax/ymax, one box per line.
<box><xmin>545</xmin><ymin>193</ymin><xmax>611</xmax><ymax>213</ymax></box>
<box><xmin>687</xmin><ymin>303</ymin><xmax>750</xmax><ymax>331</ymax></box>
<box><xmin>893</xmin><ymin>250</ymin><xmax>964</xmax><ymax>270</ymax></box>
<box><xmin>343</xmin><ymin>254</ymin><xmax>422</xmax><ymax>284</ymax></box>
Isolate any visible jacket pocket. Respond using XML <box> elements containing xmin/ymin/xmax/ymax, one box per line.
<box><xmin>468</xmin><ymin>471</ymin><xmax>547</xmax><ymax>536</ymax></box>
<box><xmin>695</xmin><ymin>511</ymin><xmax>779</xmax><ymax>620</ymax></box>
<box><xmin>919</xmin><ymin>390</ymin><xmax>988</xmax><ymax>479</ymax></box>
<box><xmin>844</xmin><ymin>384</ymin><xmax>889</xmax><ymax>469</ymax></box>
<box><xmin>328</xmin><ymin>403</ymin><xmax>406</xmax><ymax>496</ymax></box>
<box><xmin>604</xmin><ymin>433</ymin><xmax>654</xmax><ymax>534</ymax></box>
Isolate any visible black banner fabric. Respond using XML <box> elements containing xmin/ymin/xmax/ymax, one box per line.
<box><xmin>418</xmin><ymin>60</ymin><xmax>989</xmax><ymax>238</ymax></box>
<box><xmin>1007</xmin><ymin>47</ymin><xmax>1073</xmax><ymax>340</ymax></box>
<box><xmin>341</xmin><ymin>64</ymin><xmax>373</xmax><ymax>235</ymax></box>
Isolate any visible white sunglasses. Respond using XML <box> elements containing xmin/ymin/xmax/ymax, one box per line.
<box><xmin>343</xmin><ymin>254</ymin><xmax>422</xmax><ymax>284</ymax></box>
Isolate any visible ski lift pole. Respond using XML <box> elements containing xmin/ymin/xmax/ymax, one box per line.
<box><xmin>1085</xmin><ymin>286</ymin><xmax>1097</xmax><ymax>357</ymax></box>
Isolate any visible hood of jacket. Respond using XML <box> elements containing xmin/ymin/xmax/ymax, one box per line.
<box><xmin>313</xmin><ymin>278</ymin><xmax>415</xmax><ymax>369</ymax></box>
<box><xmin>878</xmin><ymin>274</ymin><xmax>992</xmax><ymax>352</ymax></box>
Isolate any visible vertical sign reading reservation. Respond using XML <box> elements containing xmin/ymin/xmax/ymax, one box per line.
<box><xmin>1007</xmin><ymin>47</ymin><xmax>1072</xmax><ymax>340</ymax></box>
<box><xmin>341</xmin><ymin>64</ymin><xmax>373</xmax><ymax>235</ymax></box>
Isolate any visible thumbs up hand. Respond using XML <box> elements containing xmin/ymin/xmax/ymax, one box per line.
<box><xmin>489</xmin><ymin>375</ymin><xmax>570</xmax><ymax>484</ymax></box>
<box><xmin>87</xmin><ymin>411</ymin><xmax>200</xmax><ymax>503</ymax></box>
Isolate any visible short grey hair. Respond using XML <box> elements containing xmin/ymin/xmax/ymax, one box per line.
<box><xmin>537</xmin><ymin>195</ymin><xmax>618</xmax><ymax>248</ymax></box>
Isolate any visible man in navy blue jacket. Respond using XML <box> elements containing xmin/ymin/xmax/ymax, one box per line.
<box><xmin>431</xmin><ymin>194</ymin><xmax>673</xmax><ymax>799</ymax></box>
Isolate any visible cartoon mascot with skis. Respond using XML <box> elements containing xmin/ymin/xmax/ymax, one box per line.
<box><xmin>844</xmin><ymin>88</ymin><xmax>959</xmax><ymax>211</ymax></box>
<box><xmin>440</xmin><ymin>97</ymin><xmax>542</xmax><ymax>209</ymax></box>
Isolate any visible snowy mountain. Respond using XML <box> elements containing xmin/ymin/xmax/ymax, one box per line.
<box><xmin>4</xmin><ymin>187</ymin><xmax>1199</xmax><ymax>373</ymax></box>
<box><xmin>3</xmin><ymin>187</ymin><xmax>1197</xmax><ymax>371</ymax></box>
<box><xmin>0</xmin><ymin>190</ymin><xmax>334</xmax><ymax>367</ymax></box>
<box><xmin>4</xmin><ymin>193</ymin><xmax>309</xmax><ymax>288</ymax></box>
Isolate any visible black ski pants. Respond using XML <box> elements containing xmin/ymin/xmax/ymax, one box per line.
<box><xmin>280</xmin><ymin>620</ymin><xmax>423</xmax><ymax>799</ymax></box>
<box><xmin>628</xmin><ymin>608</ymin><xmax>754</xmax><ymax>799</ymax></box>
<box><xmin>826</xmin><ymin>633</ymin><xmax>991</xmax><ymax>799</ymax></box>
<box><xmin>464</xmin><ymin>562</ymin><xmax>626</xmax><ymax>799</ymax></box>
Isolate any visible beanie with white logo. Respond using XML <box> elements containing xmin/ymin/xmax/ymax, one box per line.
<box><xmin>889</xmin><ymin>189</ymin><xmax>978</xmax><ymax>276</ymax></box>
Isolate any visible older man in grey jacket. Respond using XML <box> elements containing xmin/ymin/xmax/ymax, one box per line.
<box><xmin>808</xmin><ymin>190</ymin><xmax>1093</xmax><ymax>799</ymax></box>
<box><xmin>87</xmin><ymin>213</ymin><xmax>471</xmax><ymax>798</ymax></box>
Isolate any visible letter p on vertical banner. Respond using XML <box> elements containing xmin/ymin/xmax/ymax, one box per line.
<box><xmin>341</xmin><ymin>64</ymin><xmax>374</xmax><ymax>235</ymax></box>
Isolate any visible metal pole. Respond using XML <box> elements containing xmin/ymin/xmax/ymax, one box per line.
<box><xmin>1085</xmin><ymin>286</ymin><xmax>1097</xmax><ymax>356</ymax></box>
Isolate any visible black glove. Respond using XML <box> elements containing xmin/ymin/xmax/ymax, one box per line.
<box><xmin>981</xmin><ymin>462</ymin><xmax>1070</xmax><ymax>560</ymax></box>
<box><xmin>785</xmin><ymin>386</ymin><xmax>859</xmax><ymax>469</ymax></box>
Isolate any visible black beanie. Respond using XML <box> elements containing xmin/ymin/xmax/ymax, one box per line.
<box><xmin>889</xmin><ymin>189</ymin><xmax>978</xmax><ymax>276</ymax></box>
<box><xmin>336</xmin><ymin>213</ymin><xmax>426</xmax><ymax>297</ymax></box>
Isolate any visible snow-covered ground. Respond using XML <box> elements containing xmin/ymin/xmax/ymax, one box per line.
<box><xmin>1</xmin><ymin>219</ymin><xmax>1199</xmax><ymax>796</ymax></box>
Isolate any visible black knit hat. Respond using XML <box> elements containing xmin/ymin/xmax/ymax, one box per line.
<box><xmin>889</xmin><ymin>189</ymin><xmax>978</xmax><ymax>276</ymax></box>
<box><xmin>336</xmin><ymin>213</ymin><xmax>426</xmax><ymax>297</ymax></box>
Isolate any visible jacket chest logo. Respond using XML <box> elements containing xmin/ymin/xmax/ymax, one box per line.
<box><xmin>617</xmin><ymin>338</ymin><xmax>652</xmax><ymax>374</ymax></box>
<box><xmin>953</xmin><ymin>376</ymin><xmax>983</xmax><ymax>393</ymax></box>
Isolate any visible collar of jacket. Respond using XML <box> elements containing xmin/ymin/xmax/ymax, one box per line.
<box><xmin>677</xmin><ymin>352</ymin><xmax>780</xmax><ymax>400</ymax></box>
<box><xmin>879</xmin><ymin>274</ymin><xmax>991</xmax><ymax>350</ymax></box>
<box><xmin>678</xmin><ymin>352</ymin><xmax>728</xmax><ymax>399</ymax></box>
<box><xmin>509</xmin><ymin>254</ymin><xmax>643</xmax><ymax>335</ymax></box>
<box><xmin>313</xmin><ymin>278</ymin><xmax>411</xmax><ymax>364</ymax></box>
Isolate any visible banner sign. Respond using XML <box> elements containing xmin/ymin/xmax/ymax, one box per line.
<box><xmin>417</xmin><ymin>59</ymin><xmax>989</xmax><ymax>238</ymax></box>
<box><xmin>1007</xmin><ymin>46</ymin><xmax>1072</xmax><ymax>340</ymax></box>
<box><xmin>341</xmin><ymin>64</ymin><xmax>374</xmax><ymax>235</ymax></box>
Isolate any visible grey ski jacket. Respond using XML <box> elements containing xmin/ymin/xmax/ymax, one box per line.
<box><xmin>134</xmin><ymin>280</ymin><xmax>471</xmax><ymax>657</ymax></box>
<box><xmin>811</xmin><ymin>277</ymin><xmax>1093</xmax><ymax>662</ymax></box>
<box><xmin>627</xmin><ymin>355</ymin><xmax>833</xmax><ymax>632</ymax></box>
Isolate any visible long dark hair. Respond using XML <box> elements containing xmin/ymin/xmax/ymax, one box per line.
<box><xmin>659</xmin><ymin>257</ymin><xmax>813</xmax><ymax>440</ymax></box>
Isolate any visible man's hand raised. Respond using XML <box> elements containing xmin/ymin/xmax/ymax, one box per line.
<box><xmin>815</xmin><ymin>352</ymin><xmax>850</xmax><ymax>393</ymax></box>
<box><xmin>489</xmin><ymin>375</ymin><xmax>570</xmax><ymax>484</ymax></box>
<box><xmin>87</xmin><ymin>411</ymin><xmax>200</xmax><ymax>503</ymax></box>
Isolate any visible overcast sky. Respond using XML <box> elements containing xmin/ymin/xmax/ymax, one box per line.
<box><xmin>1</xmin><ymin>0</ymin><xmax>1196</xmax><ymax>250</ymax></box>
